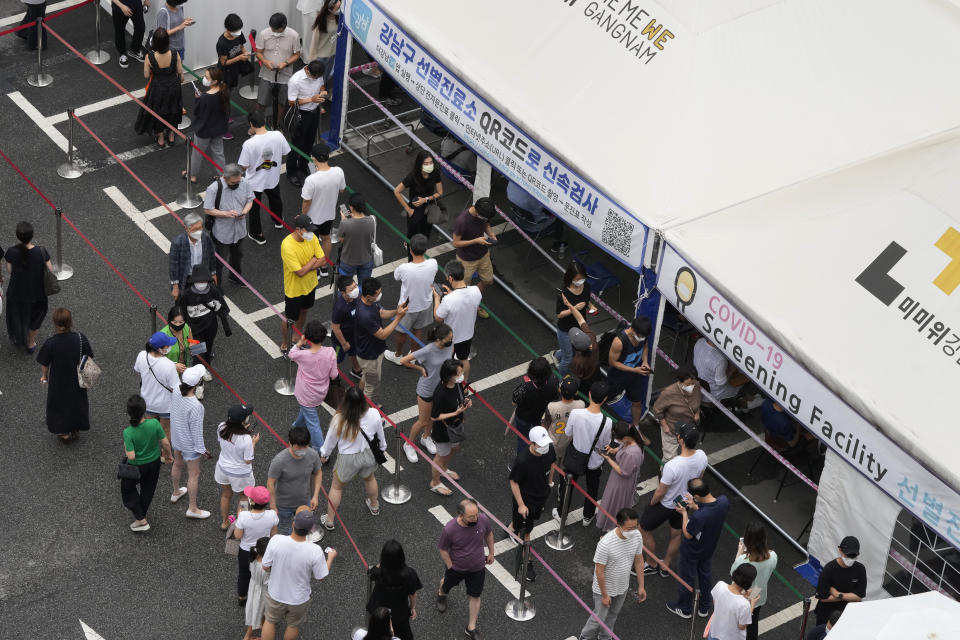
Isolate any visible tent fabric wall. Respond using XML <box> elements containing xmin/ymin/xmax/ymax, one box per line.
<box><xmin>808</xmin><ymin>450</ymin><xmax>899</xmax><ymax>602</ymax></box>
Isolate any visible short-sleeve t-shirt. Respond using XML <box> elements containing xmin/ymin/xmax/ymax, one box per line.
<box><xmin>430</xmin><ymin>383</ymin><xmax>465</xmax><ymax>443</ymax></box>
<box><xmin>238</xmin><ymin>131</ymin><xmax>291</xmax><ymax>192</ymax></box>
<box><xmin>267</xmin><ymin>448</ymin><xmax>322</xmax><ymax>509</ymax></box>
<box><xmin>133</xmin><ymin>351</ymin><xmax>180</xmax><ymax>414</ymax></box>
<box><xmin>412</xmin><ymin>342</ymin><xmax>454</xmax><ymax>398</ymax></box>
<box><xmin>453</xmin><ymin>209</ymin><xmax>489</xmax><ymax>261</ymax></box>
<box><xmin>235</xmin><ymin>509</ymin><xmax>280</xmax><ymax>551</ymax></box>
<box><xmin>204</xmin><ymin>178</ymin><xmax>255</xmax><ymax>245</ymax></box>
<box><xmin>556</xmin><ymin>283</ymin><xmax>593</xmax><ymax>332</ymax></box>
<box><xmin>436</xmin><ymin>286</ymin><xmax>482</xmax><ymax>343</ymax></box>
<box><xmin>281</xmin><ymin>234</ymin><xmax>324</xmax><ymax>298</ymax></box>
<box><xmin>682</xmin><ymin>495</ymin><xmax>730</xmax><ymax>558</ymax></box>
<box><xmin>401</xmin><ymin>171</ymin><xmax>441</xmax><ymax>218</ymax></box>
<box><xmin>710</xmin><ymin>581</ymin><xmax>752</xmax><ymax>640</ymax></box>
<box><xmin>814</xmin><ymin>559</ymin><xmax>867</xmax><ymax>621</ymax></box>
<box><xmin>155</xmin><ymin>5</ymin><xmax>185</xmax><ymax>51</ymax></box>
<box><xmin>339</xmin><ymin>215</ymin><xmax>376</xmax><ymax>266</ymax></box>
<box><xmin>545</xmin><ymin>399</ymin><xmax>585</xmax><ymax>442</ymax></box>
<box><xmin>256</xmin><ymin>27</ymin><xmax>301</xmax><ymax>83</ymax></box>
<box><xmin>509</xmin><ymin>446</ymin><xmax>556</xmax><ymax>503</ymax></box>
<box><xmin>438</xmin><ymin>514</ymin><xmax>491</xmax><ymax>573</ymax></box>
<box><xmin>288</xmin><ymin>346</ymin><xmax>338</xmax><ymax>407</ymax></box>
<box><xmin>354</xmin><ymin>300</ymin><xmax>386</xmax><ymax>360</ymax></box>
<box><xmin>216</xmin><ymin>430</ymin><xmax>255</xmax><ymax>476</ymax></box>
<box><xmin>301</xmin><ymin>167</ymin><xmax>346</xmax><ymax>225</ymax></box>
<box><xmin>514</xmin><ymin>380</ymin><xmax>559</xmax><ymax>424</ymax></box>
<box><xmin>592</xmin><ymin>529</ymin><xmax>643</xmax><ymax>596</ymax></box>
<box><xmin>262</xmin><ymin>534</ymin><xmax>329</xmax><ymax>605</ymax></box>
<box><xmin>393</xmin><ymin>258</ymin><xmax>439</xmax><ymax>313</ymax></box>
<box><xmin>368</xmin><ymin>565</ymin><xmax>423</xmax><ymax>615</ymax></box>
<box><xmin>123</xmin><ymin>418</ymin><xmax>167</xmax><ymax>464</ymax></box>
<box><xmin>331</xmin><ymin>294</ymin><xmax>357</xmax><ymax>341</ymax></box>
<box><xmin>659</xmin><ymin>449</ymin><xmax>708</xmax><ymax>509</ymax></box>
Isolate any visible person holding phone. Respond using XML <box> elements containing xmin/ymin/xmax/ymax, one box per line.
<box><xmin>708</xmin><ymin>565</ymin><xmax>761</xmax><ymax>640</ymax></box>
<box><xmin>429</xmin><ymin>359</ymin><xmax>471</xmax><ymax>496</ymax></box>
<box><xmin>451</xmin><ymin>197</ymin><xmax>497</xmax><ymax>316</ymax></box>
<box><xmin>606</xmin><ymin>315</ymin><xmax>654</xmax><ymax>435</ymax></box>
<box><xmin>337</xmin><ymin>193</ymin><xmax>376</xmax><ymax>286</ymax></box>
<box><xmin>354</xmin><ymin>277</ymin><xmax>408</xmax><ymax>403</ymax></box>
<box><xmin>730</xmin><ymin>523</ymin><xmax>778</xmax><ymax>640</ymax></box>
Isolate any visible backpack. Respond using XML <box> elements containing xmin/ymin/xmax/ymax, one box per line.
<box><xmin>204</xmin><ymin>179</ymin><xmax>223</xmax><ymax>231</ymax></box>
<box><xmin>598</xmin><ymin>322</ymin><xmax>629</xmax><ymax>367</ymax></box>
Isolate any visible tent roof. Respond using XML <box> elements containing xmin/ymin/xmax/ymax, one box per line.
<box><xmin>375</xmin><ymin>0</ymin><xmax>960</xmax><ymax>230</ymax></box>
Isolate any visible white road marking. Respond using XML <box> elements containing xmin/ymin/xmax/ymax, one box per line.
<box><xmin>758</xmin><ymin>600</ymin><xmax>807</xmax><ymax>635</ymax></box>
<box><xmin>0</xmin><ymin>0</ymin><xmax>84</xmax><ymax>27</ymax></box>
<box><xmin>79</xmin><ymin>619</ymin><xmax>106</xmax><ymax>640</ymax></box>
<box><xmin>47</xmin><ymin>90</ymin><xmax>147</xmax><ymax>125</ymax></box>
<box><xmin>222</xmin><ymin>294</ymin><xmax>282</xmax><ymax>360</ymax></box>
<box><xmin>8</xmin><ymin>91</ymin><xmax>69</xmax><ymax>153</ymax></box>
<box><xmin>428</xmin><ymin>504</ymin><xmax>523</xmax><ymax>599</ymax></box>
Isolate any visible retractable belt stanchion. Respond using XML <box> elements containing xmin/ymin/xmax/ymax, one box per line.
<box><xmin>505</xmin><ymin>541</ymin><xmax>536</xmax><ymax>621</ymax></box>
<box><xmin>688</xmin><ymin>590</ymin><xmax>701</xmax><ymax>640</ymax></box>
<box><xmin>238</xmin><ymin>30</ymin><xmax>258</xmax><ymax>100</ymax></box>
<box><xmin>51</xmin><ymin>208</ymin><xmax>74</xmax><ymax>280</ymax></box>
<box><xmin>175</xmin><ymin>135</ymin><xmax>202</xmax><ymax>208</ymax></box>
<box><xmin>27</xmin><ymin>19</ymin><xmax>52</xmax><ymax>87</ymax></box>
<box><xmin>274</xmin><ymin>320</ymin><xmax>296</xmax><ymax>395</ymax></box>
<box><xmin>545</xmin><ymin>480</ymin><xmax>575</xmax><ymax>551</ymax></box>
<box><xmin>797</xmin><ymin>597</ymin><xmax>811</xmax><ymax>640</ymax></box>
<box><xmin>84</xmin><ymin>1</ymin><xmax>110</xmax><ymax>65</ymax></box>
<box><xmin>150</xmin><ymin>304</ymin><xmax>158</xmax><ymax>333</ymax></box>
<box><xmin>57</xmin><ymin>109</ymin><xmax>82</xmax><ymax>179</ymax></box>
<box><xmin>381</xmin><ymin>429</ymin><xmax>411</xmax><ymax>505</ymax></box>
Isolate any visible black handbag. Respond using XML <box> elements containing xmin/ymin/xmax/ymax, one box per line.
<box><xmin>43</xmin><ymin>265</ymin><xmax>60</xmax><ymax>296</ymax></box>
<box><xmin>117</xmin><ymin>458</ymin><xmax>141</xmax><ymax>481</ymax></box>
<box><xmin>564</xmin><ymin>416</ymin><xmax>607</xmax><ymax>476</ymax></box>
<box><xmin>362</xmin><ymin>429</ymin><xmax>388</xmax><ymax>466</ymax></box>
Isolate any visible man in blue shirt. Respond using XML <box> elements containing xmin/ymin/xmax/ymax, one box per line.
<box><xmin>666</xmin><ymin>478</ymin><xmax>730</xmax><ymax>619</ymax></box>
<box><xmin>354</xmin><ymin>277</ymin><xmax>407</xmax><ymax>403</ymax></box>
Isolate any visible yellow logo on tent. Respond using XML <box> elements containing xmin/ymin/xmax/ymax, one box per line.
<box><xmin>934</xmin><ymin>227</ymin><xmax>960</xmax><ymax>295</ymax></box>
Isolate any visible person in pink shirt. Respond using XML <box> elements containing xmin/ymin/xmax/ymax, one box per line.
<box><xmin>289</xmin><ymin>320</ymin><xmax>339</xmax><ymax>451</ymax></box>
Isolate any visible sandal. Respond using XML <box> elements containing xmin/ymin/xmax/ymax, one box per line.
<box><xmin>365</xmin><ymin>498</ymin><xmax>381</xmax><ymax>516</ymax></box>
<box><xmin>445</xmin><ymin>470</ymin><xmax>460</xmax><ymax>481</ymax></box>
<box><xmin>429</xmin><ymin>483</ymin><xmax>453</xmax><ymax>496</ymax></box>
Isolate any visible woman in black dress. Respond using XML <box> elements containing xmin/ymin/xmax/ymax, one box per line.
<box><xmin>134</xmin><ymin>28</ymin><xmax>183</xmax><ymax>147</ymax></box>
<box><xmin>392</xmin><ymin>150</ymin><xmax>442</xmax><ymax>257</ymax></box>
<box><xmin>36</xmin><ymin>308</ymin><xmax>93</xmax><ymax>442</ymax></box>
<box><xmin>4</xmin><ymin>221</ymin><xmax>53</xmax><ymax>353</ymax></box>
<box><xmin>367</xmin><ymin>540</ymin><xmax>422</xmax><ymax>640</ymax></box>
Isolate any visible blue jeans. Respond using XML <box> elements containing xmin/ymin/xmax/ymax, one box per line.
<box><xmin>513</xmin><ymin>415</ymin><xmax>533</xmax><ymax>454</ymax></box>
<box><xmin>674</xmin><ymin>547</ymin><xmax>714</xmax><ymax>614</ymax></box>
<box><xmin>556</xmin><ymin>328</ymin><xmax>573</xmax><ymax>376</ymax></box>
<box><xmin>339</xmin><ymin>260</ymin><xmax>374</xmax><ymax>287</ymax></box>
<box><xmin>277</xmin><ymin>506</ymin><xmax>297</xmax><ymax>535</ymax></box>
<box><xmin>292</xmin><ymin>405</ymin><xmax>325</xmax><ymax>452</ymax></box>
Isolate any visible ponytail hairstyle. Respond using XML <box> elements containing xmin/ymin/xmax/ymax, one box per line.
<box><xmin>218</xmin><ymin>417</ymin><xmax>249</xmax><ymax>442</ymax></box>
<box><xmin>15</xmin><ymin>220</ymin><xmax>34</xmax><ymax>268</ymax></box>
<box><xmin>179</xmin><ymin>381</ymin><xmax>199</xmax><ymax>396</ymax></box>
<box><xmin>429</xmin><ymin>323</ymin><xmax>453</xmax><ymax>345</ymax></box>
<box><xmin>249</xmin><ymin>536</ymin><xmax>270</xmax><ymax>564</ymax></box>
<box><xmin>207</xmin><ymin>66</ymin><xmax>230</xmax><ymax>113</ymax></box>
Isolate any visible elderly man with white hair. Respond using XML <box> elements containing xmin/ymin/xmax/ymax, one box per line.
<box><xmin>169</xmin><ymin>211</ymin><xmax>217</xmax><ymax>299</ymax></box>
<box><xmin>204</xmin><ymin>163</ymin><xmax>255</xmax><ymax>286</ymax></box>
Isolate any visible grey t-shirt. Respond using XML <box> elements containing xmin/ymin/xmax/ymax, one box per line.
<box><xmin>268</xmin><ymin>448</ymin><xmax>322</xmax><ymax>509</ymax></box>
<box><xmin>156</xmin><ymin>6</ymin><xmax>185</xmax><ymax>51</ymax></box>
<box><xmin>412</xmin><ymin>342</ymin><xmax>454</xmax><ymax>398</ymax></box>
<box><xmin>339</xmin><ymin>215</ymin><xmax>376</xmax><ymax>267</ymax></box>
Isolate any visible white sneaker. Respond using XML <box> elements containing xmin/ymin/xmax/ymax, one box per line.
<box><xmin>384</xmin><ymin>351</ymin><xmax>404</xmax><ymax>366</ymax></box>
<box><xmin>170</xmin><ymin>487</ymin><xmax>187</xmax><ymax>503</ymax></box>
<box><xmin>307</xmin><ymin>528</ymin><xmax>325</xmax><ymax>543</ymax></box>
<box><xmin>421</xmin><ymin>436</ymin><xmax>438</xmax><ymax>455</ymax></box>
<box><xmin>118</xmin><ymin>54</ymin><xmax>129</xmax><ymax>69</ymax></box>
<box><xmin>202</xmin><ymin>368</ymin><xmax>213</xmax><ymax>382</ymax></box>
<box><xmin>185</xmin><ymin>509</ymin><xmax>211</xmax><ymax>519</ymax></box>
<box><xmin>129</xmin><ymin>521</ymin><xmax>150</xmax><ymax>532</ymax></box>
<box><xmin>403</xmin><ymin>442</ymin><xmax>418</xmax><ymax>463</ymax></box>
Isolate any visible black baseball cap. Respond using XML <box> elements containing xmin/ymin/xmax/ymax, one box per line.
<box><xmin>838</xmin><ymin>536</ymin><xmax>860</xmax><ymax>556</ymax></box>
<box><xmin>228</xmin><ymin>404</ymin><xmax>253</xmax><ymax>423</ymax></box>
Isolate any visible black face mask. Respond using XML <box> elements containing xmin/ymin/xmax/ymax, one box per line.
<box><xmin>169</xmin><ymin>323</ymin><xmax>185</xmax><ymax>331</ymax></box>
<box><xmin>227</xmin><ymin>182</ymin><xmax>240</xmax><ymax>190</ymax></box>
<box><xmin>441</xmin><ymin>340</ymin><xmax>453</xmax><ymax>348</ymax></box>
<box><xmin>465</xmin><ymin>519</ymin><xmax>478</xmax><ymax>527</ymax></box>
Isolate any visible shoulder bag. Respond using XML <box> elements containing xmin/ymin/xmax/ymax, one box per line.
<box><xmin>117</xmin><ymin>457</ymin><xmax>141</xmax><ymax>481</ymax></box>
<box><xmin>361</xmin><ymin>427</ymin><xmax>388</xmax><ymax>466</ymax></box>
<box><xmin>146</xmin><ymin>355</ymin><xmax>174</xmax><ymax>393</ymax></box>
<box><xmin>283</xmin><ymin>102</ymin><xmax>302</xmax><ymax>137</ymax></box>
<box><xmin>371</xmin><ymin>216</ymin><xmax>384</xmax><ymax>267</ymax></box>
<box><xmin>425</xmin><ymin>202</ymin><xmax>448</xmax><ymax>225</ymax></box>
<box><xmin>564</xmin><ymin>416</ymin><xmax>607</xmax><ymax>476</ymax></box>
<box><xmin>224</xmin><ymin>522</ymin><xmax>240</xmax><ymax>555</ymax></box>
<box><xmin>444</xmin><ymin>384</ymin><xmax>467</xmax><ymax>443</ymax></box>
<box><xmin>324</xmin><ymin>377</ymin><xmax>346</xmax><ymax>410</ymax></box>
<box><xmin>43</xmin><ymin>256</ymin><xmax>60</xmax><ymax>296</ymax></box>
<box><xmin>77</xmin><ymin>333</ymin><xmax>102</xmax><ymax>389</ymax></box>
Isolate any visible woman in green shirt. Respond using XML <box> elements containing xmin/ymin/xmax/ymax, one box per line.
<box><xmin>121</xmin><ymin>394</ymin><xmax>173</xmax><ymax>532</ymax></box>
<box><xmin>161</xmin><ymin>305</ymin><xmax>193</xmax><ymax>374</ymax></box>
<box><xmin>730</xmin><ymin>522</ymin><xmax>779</xmax><ymax>640</ymax></box>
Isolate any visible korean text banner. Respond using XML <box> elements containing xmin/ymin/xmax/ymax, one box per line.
<box><xmin>659</xmin><ymin>243</ymin><xmax>960</xmax><ymax>549</ymax></box>
<box><xmin>345</xmin><ymin>0</ymin><xmax>649</xmax><ymax>270</ymax></box>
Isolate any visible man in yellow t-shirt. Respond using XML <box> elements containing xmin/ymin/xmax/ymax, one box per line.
<box><xmin>280</xmin><ymin>215</ymin><xmax>326</xmax><ymax>351</ymax></box>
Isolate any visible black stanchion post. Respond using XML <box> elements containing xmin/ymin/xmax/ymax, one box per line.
<box><xmin>51</xmin><ymin>208</ymin><xmax>74</xmax><ymax>280</ymax></box>
<box><xmin>688</xmin><ymin>590</ymin><xmax>700</xmax><ymax>640</ymax></box>
<box><xmin>381</xmin><ymin>428</ymin><xmax>411</xmax><ymax>505</ymax></box>
<box><xmin>504</xmin><ymin>541</ymin><xmax>536</xmax><ymax>621</ymax></box>
<box><xmin>57</xmin><ymin>109</ymin><xmax>82</xmax><ymax>180</ymax></box>
<box><xmin>545</xmin><ymin>479</ymin><xmax>575</xmax><ymax>551</ymax></box>
<box><xmin>274</xmin><ymin>319</ymin><xmax>296</xmax><ymax>395</ymax></box>
<box><xmin>272</xmin><ymin>69</ymin><xmax>280</xmax><ymax>130</ymax></box>
<box><xmin>150</xmin><ymin>304</ymin><xmax>158</xmax><ymax>334</ymax></box>
<box><xmin>84</xmin><ymin>0</ymin><xmax>110</xmax><ymax>64</ymax></box>
<box><xmin>175</xmin><ymin>135</ymin><xmax>202</xmax><ymax>209</ymax></box>
<box><xmin>351</xmin><ymin>566</ymin><xmax>374</xmax><ymax>638</ymax></box>
<box><xmin>27</xmin><ymin>18</ymin><xmax>52</xmax><ymax>87</ymax></box>
<box><xmin>797</xmin><ymin>597</ymin><xmax>811</xmax><ymax>640</ymax></box>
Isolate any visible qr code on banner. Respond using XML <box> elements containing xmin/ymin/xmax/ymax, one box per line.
<box><xmin>601</xmin><ymin>210</ymin><xmax>634</xmax><ymax>257</ymax></box>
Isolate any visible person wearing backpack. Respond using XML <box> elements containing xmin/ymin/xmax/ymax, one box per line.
<box><xmin>203</xmin><ymin>164</ymin><xmax>254</xmax><ymax>286</ymax></box>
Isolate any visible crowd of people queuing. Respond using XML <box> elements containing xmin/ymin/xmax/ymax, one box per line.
<box><xmin>4</xmin><ymin>1</ymin><xmax>869</xmax><ymax>639</ymax></box>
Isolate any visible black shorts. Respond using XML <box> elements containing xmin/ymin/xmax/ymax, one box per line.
<box><xmin>511</xmin><ymin>498</ymin><xmax>545</xmax><ymax>536</ymax></box>
<box><xmin>417</xmin><ymin>393</ymin><xmax>433</xmax><ymax>403</ymax></box>
<box><xmin>441</xmin><ymin>567</ymin><xmax>485</xmax><ymax>598</ymax></box>
<box><xmin>453</xmin><ymin>339</ymin><xmax>472</xmax><ymax>361</ymax></box>
<box><xmin>639</xmin><ymin>501</ymin><xmax>682</xmax><ymax>531</ymax></box>
<box><xmin>284</xmin><ymin>288</ymin><xmax>317</xmax><ymax>318</ymax></box>
<box><xmin>607</xmin><ymin>371</ymin><xmax>645</xmax><ymax>403</ymax></box>
<box><xmin>313</xmin><ymin>220</ymin><xmax>334</xmax><ymax>236</ymax></box>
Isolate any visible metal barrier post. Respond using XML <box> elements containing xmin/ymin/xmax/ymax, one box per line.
<box><xmin>27</xmin><ymin>19</ymin><xmax>53</xmax><ymax>87</ymax></box>
<box><xmin>797</xmin><ymin>597</ymin><xmax>811</xmax><ymax>640</ymax></box>
<box><xmin>688</xmin><ymin>589</ymin><xmax>700</xmax><ymax>640</ymax></box>
<box><xmin>351</xmin><ymin>565</ymin><xmax>374</xmax><ymax>638</ymax></box>
<box><xmin>51</xmin><ymin>208</ymin><xmax>74</xmax><ymax>280</ymax></box>
<box><xmin>175</xmin><ymin>136</ymin><xmax>202</xmax><ymax>208</ymax></box>
<box><xmin>545</xmin><ymin>479</ymin><xmax>575</xmax><ymax>551</ymax></box>
<box><xmin>238</xmin><ymin>31</ymin><xmax>258</xmax><ymax>100</ymax></box>
<box><xmin>274</xmin><ymin>321</ymin><xmax>296</xmax><ymax>395</ymax></box>
<box><xmin>381</xmin><ymin>428</ymin><xmax>412</xmax><ymax>505</ymax></box>
<box><xmin>504</xmin><ymin>541</ymin><xmax>536</xmax><ymax>621</ymax></box>
<box><xmin>57</xmin><ymin>109</ymin><xmax>82</xmax><ymax>180</ymax></box>
<box><xmin>84</xmin><ymin>1</ymin><xmax>110</xmax><ymax>64</ymax></box>
<box><xmin>150</xmin><ymin>304</ymin><xmax>158</xmax><ymax>334</ymax></box>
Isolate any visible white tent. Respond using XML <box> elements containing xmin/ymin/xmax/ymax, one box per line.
<box><xmin>342</xmin><ymin>0</ymin><xmax>960</xmax><ymax>559</ymax></box>
<box><xmin>828</xmin><ymin>591</ymin><xmax>960</xmax><ymax>640</ymax></box>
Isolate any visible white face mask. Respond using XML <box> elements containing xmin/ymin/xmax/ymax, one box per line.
<box><xmin>535</xmin><ymin>444</ymin><xmax>550</xmax><ymax>455</ymax></box>
<box><xmin>621</xmin><ymin>528</ymin><xmax>640</xmax><ymax>540</ymax></box>
<box><xmin>681</xmin><ymin>384</ymin><xmax>695</xmax><ymax>393</ymax></box>
<box><xmin>422</xmin><ymin>162</ymin><xmax>434</xmax><ymax>174</ymax></box>
<box><xmin>230</xmin><ymin>30</ymin><xmax>242</xmax><ymax>37</ymax></box>
<box><xmin>291</xmin><ymin>447</ymin><xmax>307</xmax><ymax>458</ymax></box>
<box><xmin>838</xmin><ymin>555</ymin><xmax>855</xmax><ymax>567</ymax></box>
<box><xmin>188</xmin><ymin>230</ymin><xmax>202</xmax><ymax>241</ymax></box>
<box><xmin>347</xmin><ymin>287</ymin><xmax>360</xmax><ymax>300</ymax></box>
<box><xmin>572</xmin><ymin>278</ymin><xmax>586</xmax><ymax>287</ymax></box>
<box><xmin>202</xmin><ymin>77</ymin><xmax>212</xmax><ymax>87</ymax></box>
<box><xmin>375</xmin><ymin>292</ymin><xmax>383</xmax><ymax>302</ymax></box>
<box><xmin>301</xmin><ymin>231</ymin><xmax>315</xmax><ymax>241</ymax></box>
<box><xmin>453</xmin><ymin>374</ymin><xmax>464</xmax><ymax>384</ymax></box>
<box><xmin>160</xmin><ymin>346</ymin><xmax>172</xmax><ymax>355</ymax></box>
<box><xmin>193</xmin><ymin>282</ymin><xmax>209</xmax><ymax>293</ymax></box>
